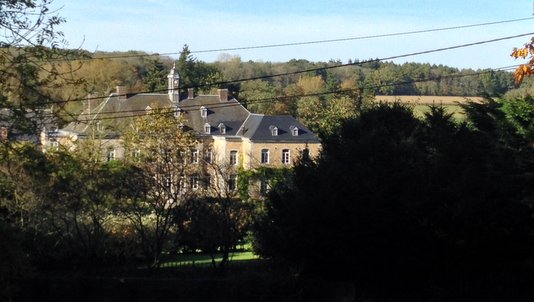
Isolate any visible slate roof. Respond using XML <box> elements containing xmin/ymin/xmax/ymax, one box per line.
<box><xmin>63</xmin><ymin>93</ymin><xmax>173</xmax><ymax>136</ymax></box>
<box><xmin>60</xmin><ymin>90</ymin><xmax>319</xmax><ymax>144</ymax></box>
<box><xmin>1</xmin><ymin>108</ymin><xmax>58</xmax><ymax>143</ymax></box>
<box><xmin>178</xmin><ymin>95</ymin><xmax>250</xmax><ymax>136</ymax></box>
<box><xmin>238</xmin><ymin>114</ymin><xmax>319</xmax><ymax>142</ymax></box>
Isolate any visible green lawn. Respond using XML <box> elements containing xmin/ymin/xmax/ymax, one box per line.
<box><xmin>160</xmin><ymin>250</ymin><xmax>259</xmax><ymax>268</ymax></box>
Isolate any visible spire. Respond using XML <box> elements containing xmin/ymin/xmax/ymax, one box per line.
<box><xmin>168</xmin><ymin>62</ymin><xmax>180</xmax><ymax>103</ymax></box>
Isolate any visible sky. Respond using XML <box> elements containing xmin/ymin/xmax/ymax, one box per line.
<box><xmin>51</xmin><ymin>0</ymin><xmax>534</xmax><ymax>70</ymax></box>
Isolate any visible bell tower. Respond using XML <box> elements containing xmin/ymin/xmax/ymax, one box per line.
<box><xmin>167</xmin><ymin>62</ymin><xmax>180</xmax><ymax>103</ymax></box>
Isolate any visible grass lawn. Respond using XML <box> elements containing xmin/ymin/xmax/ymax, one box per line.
<box><xmin>160</xmin><ymin>250</ymin><xmax>260</xmax><ymax>268</ymax></box>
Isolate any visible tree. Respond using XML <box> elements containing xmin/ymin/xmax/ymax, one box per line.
<box><xmin>174</xmin><ymin>196</ymin><xmax>253</xmax><ymax>270</ymax></box>
<box><xmin>0</xmin><ymin>0</ymin><xmax>80</xmax><ymax>135</ymax></box>
<box><xmin>143</xmin><ymin>59</ymin><xmax>168</xmax><ymax>92</ymax></box>
<box><xmin>254</xmin><ymin>102</ymin><xmax>534</xmax><ymax>290</ymax></box>
<box><xmin>511</xmin><ymin>37</ymin><xmax>534</xmax><ymax>85</ymax></box>
<box><xmin>175</xmin><ymin>45</ymin><xmax>222</xmax><ymax>95</ymax></box>
<box><xmin>121</xmin><ymin>107</ymin><xmax>198</xmax><ymax>267</ymax></box>
<box><xmin>239</xmin><ymin>80</ymin><xmax>278</xmax><ymax>114</ymax></box>
<box><xmin>498</xmin><ymin>95</ymin><xmax>534</xmax><ymax>143</ymax></box>
<box><xmin>294</xmin><ymin>75</ymin><xmax>327</xmax><ymax>133</ymax></box>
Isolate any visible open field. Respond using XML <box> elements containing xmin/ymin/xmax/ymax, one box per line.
<box><xmin>374</xmin><ymin>95</ymin><xmax>484</xmax><ymax>105</ymax></box>
<box><xmin>374</xmin><ymin>95</ymin><xmax>481</xmax><ymax>120</ymax></box>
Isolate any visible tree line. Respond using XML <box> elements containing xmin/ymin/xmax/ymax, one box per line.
<box><xmin>3</xmin><ymin>2</ymin><xmax>534</xmax><ymax>299</ymax></box>
<box><xmin>48</xmin><ymin>47</ymin><xmax>516</xmax><ymax>125</ymax></box>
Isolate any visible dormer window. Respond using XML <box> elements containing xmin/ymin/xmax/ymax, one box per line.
<box><xmin>290</xmin><ymin>125</ymin><xmax>299</xmax><ymax>136</ymax></box>
<box><xmin>175</xmin><ymin>108</ymin><xmax>182</xmax><ymax>118</ymax></box>
<box><xmin>218</xmin><ymin>123</ymin><xmax>226</xmax><ymax>134</ymax></box>
<box><xmin>269</xmin><ymin>125</ymin><xmax>278</xmax><ymax>136</ymax></box>
<box><xmin>204</xmin><ymin>123</ymin><xmax>211</xmax><ymax>134</ymax></box>
<box><xmin>145</xmin><ymin>106</ymin><xmax>152</xmax><ymax>114</ymax></box>
<box><xmin>200</xmin><ymin>106</ymin><xmax>207</xmax><ymax>118</ymax></box>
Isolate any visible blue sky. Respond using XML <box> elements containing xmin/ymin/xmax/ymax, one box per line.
<box><xmin>52</xmin><ymin>0</ymin><xmax>534</xmax><ymax>69</ymax></box>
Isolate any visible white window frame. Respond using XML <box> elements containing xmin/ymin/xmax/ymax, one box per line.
<box><xmin>270</xmin><ymin>125</ymin><xmax>278</xmax><ymax>136</ymax></box>
<box><xmin>190</xmin><ymin>175</ymin><xmax>199</xmax><ymax>190</ymax></box>
<box><xmin>50</xmin><ymin>141</ymin><xmax>59</xmax><ymax>150</ymax></box>
<box><xmin>228</xmin><ymin>174</ymin><xmax>237</xmax><ymax>191</ymax></box>
<box><xmin>107</xmin><ymin>149</ymin><xmax>116</xmax><ymax>162</ymax></box>
<box><xmin>218</xmin><ymin>123</ymin><xmax>226</xmax><ymax>134</ymax></box>
<box><xmin>164</xmin><ymin>175</ymin><xmax>172</xmax><ymax>189</ymax></box>
<box><xmin>260</xmin><ymin>179</ymin><xmax>270</xmax><ymax>195</ymax></box>
<box><xmin>206</xmin><ymin>148</ymin><xmax>213</xmax><ymax>164</ymax></box>
<box><xmin>200</xmin><ymin>106</ymin><xmax>207</xmax><ymax>118</ymax></box>
<box><xmin>191</xmin><ymin>149</ymin><xmax>199</xmax><ymax>164</ymax></box>
<box><xmin>204</xmin><ymin>174</ymin><xmax>212</xmax><ymax>189</ymax></box>
<box><xmin>291</xmin><ymin>126</ymin><xmax>299</xmax><ymax>136</ymax></box>
<box><xmin>282</xmin><ymin>149</ymin><xmax>290</xmax><ymax>164</ymax></box>
<box><xmin>261</xmin><ymin>149</ymin><xmax>269</xmax><ymax>164</ymax></box>
<box><xmin>204</xmin><ymin>123</ymin><xmax>211</xmax><ymax>134</ymax></box>
<box><xmin>229</xmin><ymin>150</ymin><xmax>238</xmax><ymax>165</ymax></box>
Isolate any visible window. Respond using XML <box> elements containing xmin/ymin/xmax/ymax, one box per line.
<box><xmin>50</xmin><ymin>141</ymin><xmax>59</xmax><ymax>150</ymax></box>
<box><xmin>107</xmin><ymin>149</ymin><xmax>116</xmax><ymax>162</ymax></box>
<box><xmin>97</xmin><ymin>121</ymin><xmax>104</xmax><ymax>132</ymax></box>
<box><xmin>163</xmin><ymin>149</ymin><xmax>172</xmax><ymax>163</ymax></box>
<box><xmin>177</xmin><ymin>176</ymin><xmax>186</xmax><ymax>193</ymax></box>
<box><xmin>191</xmin><ymin>149</ymin><xmax>199</xmax><ymax>164</ymax></box>
<box><xmin>175</xmin><ymin>108</ymin><xmax>182</xmax><ymax>118</ymax></box>
<box><xmin>230</xmin><ymin>150</ymin><xmax>238</xmax><ymax>165</ymax></box>
<box><xmin>301</xmin><ymin>148</ymin><xmax>310</xmax><ymax>159</ymax></box>
<box><xmin>290</xmin><ymin>126</ymin><xmax>299</xmax><ymax>136</ymax></box>
<box><xmin>261</xmin><ymin>149</ymin><xmax>269</xmax><ymax>164</ymax></box>
<box><xmin>282</xmin><ymin>149</ymin><xmax>290</xmax><ymax>164</ymax></box>
<box><xmin>260</xmin><ymin>179</ymin><xmax>270</xmax><ymax>195</ymax></box>
<box><xmin>164</xmin><ymin>175</ymin><xmax>172</xmax><ymax>189</ymax></box>
<box><xmin>204</xmin><ymin>174</ymin><xmax>212</xmax><ymax>189</ymax></box>
<box><xmin>200</xmin><ymin>106</ymin><xmax>207</xmax><ymax>118</ymax></box>
<box><xmin>270</xmin><ymin>125</ymin><xmax>278</xmax><ymax>136</ymax></box>
<box><xmin>190</xmin><ymin>175</ymin><xmax>199</xmax><ymax>190</ymax></box>
<box><xmin>228</xmin><ymin>174</ymin><xmax>237</xmax><ymax>191</ymax></box>
<box><xmin>133</xmin><ymin>149</ymin><xmax>141</xmax><ymax>159</ymax></box>
<box><xmin>218</xmin><ymin>123</ymin><xmax>226</xmax><ymax>134</ymax></box>
<box><xmin>205</xmin><ymin>148</ymin><xmax>213</xmax><ymax>163</ymax></box>
<box><xmin>204</xmin><ymin>123</ymin><xmax>211</xmax><ymax>134</ymax></box>
<box><xmin>179</xmin><ymin>150</ymin><xmax>186</xmax><ymax>164</ymax></box>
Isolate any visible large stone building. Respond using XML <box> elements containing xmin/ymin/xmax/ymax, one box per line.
<box><xmin>42</xmin><ymin>65</ymin><xmax>321</xmax><ymax>196</ymax></box>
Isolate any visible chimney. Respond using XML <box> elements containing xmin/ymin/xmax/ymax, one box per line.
<box><xmin>116</xmin><ymin>86</ymin><xmax>128</xmax><ymax>101</ymax></box>
<box><xmin>188</xmin><ymin>88</ymin><xmax>195</xmax><ymax>99</ymax></box>
<box><xmin>218</xmin><ymin>89</ymin><xmax>228</xmax><ymax>102</ymax></box>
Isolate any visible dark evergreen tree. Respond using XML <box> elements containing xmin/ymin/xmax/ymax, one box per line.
<box><xmin>254</xmin><ymin>102</ymin><xmax>534</xmax><ymax>293</ymax></box>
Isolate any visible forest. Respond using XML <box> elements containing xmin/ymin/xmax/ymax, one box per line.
<box><xmin>39</xmin><ymin>45</ymin><xmax>524</xmax><ymax>137</ymax></box>
<box><xmin>4</xmin><ymin>1</ymin><xmax>534</xmax><ymax>301</ymax></box>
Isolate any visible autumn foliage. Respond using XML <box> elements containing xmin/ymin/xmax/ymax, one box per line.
<box><xmin>511</xmin><ymin>37</ymin><xmax>534</xmax><ymax>85</ymax></box>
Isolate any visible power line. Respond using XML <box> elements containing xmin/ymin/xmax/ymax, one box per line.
<box><xmin>52</xmin><ymin>65</ymin><xmax>517</xmax><ymax>123</ymax></box>
<box><xmin>45</xmin><ymin>17</ymin><xmax>534</xmax><ymax>62</ymax></box>
<box><xmin>42</xmin><ymin>31</ymin><xmax>533</xmax><ymax>107</ymax></box>
<box><xmin>191</xmin><ymin>17</ymin><xmax>534</xmax><ymax>54</ymax></box>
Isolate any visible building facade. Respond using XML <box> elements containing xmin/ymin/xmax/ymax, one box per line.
<box><xmin>42</xmin><ymin>65</ymin><xmax>321</xmax><ymax>197</ymax></box>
